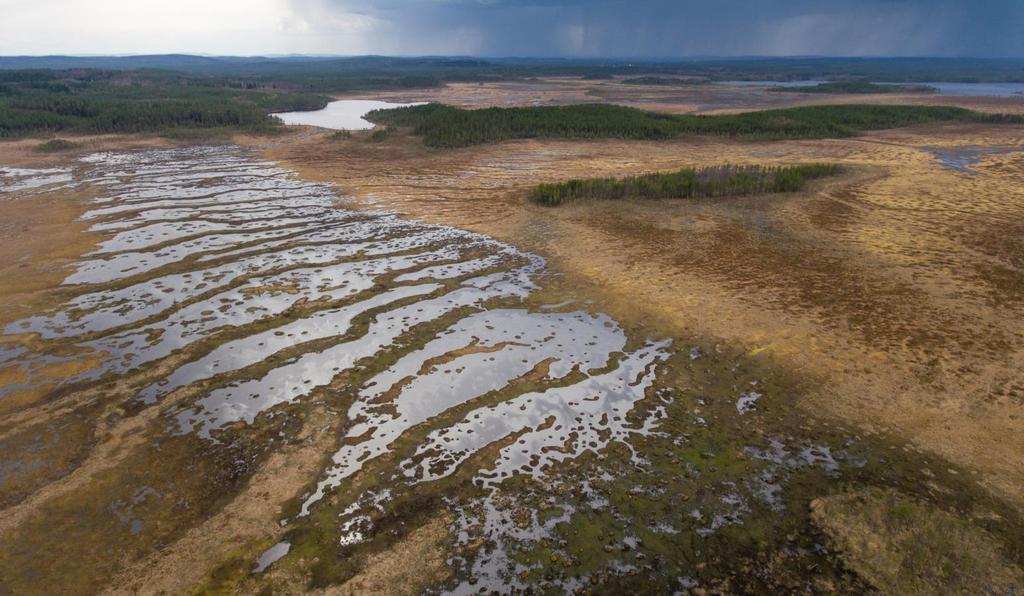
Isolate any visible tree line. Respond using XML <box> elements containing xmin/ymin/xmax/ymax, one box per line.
<box><xmin>0</xmin><ymin>70</ymin><xmax>331</xmax><ymax>137</ymax></box>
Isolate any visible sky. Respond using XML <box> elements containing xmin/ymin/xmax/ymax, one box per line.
<box><xmin>1</xmin><ymin>0</ymin><xmax>1023</xmax><ymax>58</ymax></box>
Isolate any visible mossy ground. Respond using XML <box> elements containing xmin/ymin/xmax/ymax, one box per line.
<box><xmin>192</xmin><ymin>299</ymin><xmax>1024</xmax><ymax>594</ymax></box>
<box><xmin>812</xmin><ymin>488</ymin><xmax>1024</xmax><ymax>594</ymax></box>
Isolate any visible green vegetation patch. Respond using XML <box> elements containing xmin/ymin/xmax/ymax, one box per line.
<box><xmin>368</xmin><ymin>126</ymin><xmax>396</xmax><ymax>142</ymax></box>
<box><xmin>811</xmin><ymin>488</ymin><xmax>1024</xmax><ymax>594</ymax></box>
<box><xmin>33</xmin><ymin>138</ymin><xmax>80</xmax><ymax>152</ymax></box>
<box><xmin>530</xmin><ymin>164</ymin><xmax>841</xmax><ymax>205</ymax></box>
<box><xmin>366</xmin><ymin>103</ymin><xmax>1022</xmax><ymax>148</ymax></box>
<box><xmin>772</xmin><ymin>82</ymin><xmax>938</xmax><ymax>94</ymax></box>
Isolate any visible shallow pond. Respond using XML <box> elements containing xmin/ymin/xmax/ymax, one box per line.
<box><xmin>272</xmin><ymin>99</ymin><xmax>424</xmax><ymax>130</ymax></box>
<box><xmin>924</xmin><ymin>145</ymin><xmax>1023</xmax><ymax>173</ymax></box>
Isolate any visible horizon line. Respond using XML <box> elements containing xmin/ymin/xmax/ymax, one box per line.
<box><xmin>2</xmin><ymin>53</ymin><xmax>1024</xmax><ymax>61</ymax></box>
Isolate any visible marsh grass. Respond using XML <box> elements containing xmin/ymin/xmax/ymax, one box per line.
<box><xmin>530</xmin><ymin>164</ymin><xmax>841</xmax><ymax>206</ymax></box>
<box><xmin>368</xmin><ymin>126</ymin><xmax>396</xmax><ymax>142</ymax></box>
<box><xmin>158</xmin><ymin>126</ymin><xmax>256</xmax><ymax>141</ymax></box>
<box><xmin>811</xmin><ymin>489</ymin><xmax>1024</xmax><ymax>594</ymax></box>
<box><xmin>621</xmin><ymin>76</ymin><xmax>709</xmax><ymax>86</ymax></box>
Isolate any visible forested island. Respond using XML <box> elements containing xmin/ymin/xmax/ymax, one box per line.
<box><xmin>366</xmin><ymin>103</ymin><xmax>1023</xmax><ymax>148</ymax></box>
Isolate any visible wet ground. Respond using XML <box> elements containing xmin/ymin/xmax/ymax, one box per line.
<box><xmin>1</xmin><ymin>140</ymin><xmax>1022</xmax><ymax>593</ymax></box>
<box><xmin>923</xmin><ymin>144</ymin><xmax>1022</xmax><ymax>173</ymax></box>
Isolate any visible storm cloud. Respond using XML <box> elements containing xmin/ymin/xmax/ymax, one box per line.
<box><xmin>1</xmin><ymin>0</ymin><xmax>1022</xmax><ymax>57</ymax></box>
<box><xmin>320</xmin><ymin>0</ymin><xmax>1024</xmax><ymax>57</ymax></box>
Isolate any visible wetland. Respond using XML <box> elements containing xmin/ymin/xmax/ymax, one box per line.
<box><xmin>1</xmin><ymin>64</ymin><xmax>1024</xmax><ymax>595</ymax></box>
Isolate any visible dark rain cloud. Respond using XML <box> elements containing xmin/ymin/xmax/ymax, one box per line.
<box><xmin>299</xmin><ymin>0</ymin><xmax>1024</xmax><ymax>57</ymax></box>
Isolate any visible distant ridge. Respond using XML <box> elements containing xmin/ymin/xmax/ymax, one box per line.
<box><xmin>0</xmin><ymin>55</ymin><xmax>1021</xmax><ymax>82</ymax></box>
<box><xmin>0</xmin><ymin>54</ymin><xmax>496</xmax><ymax>72</ymax></box>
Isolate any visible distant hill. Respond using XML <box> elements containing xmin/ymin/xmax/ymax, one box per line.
<box><xmin>0</xmin><ymin>55</ymin><xmax>496</xmax><ymax>73</ymax></box>
<box><xmin>0</xmin><ymin>54</ymin><xmax>230</xmax><ymax>70</ymax></box>
<box><xmin>0</xmin><ymin>55</ymin><xmax>1021</xmax><ymax>82</ymax></box>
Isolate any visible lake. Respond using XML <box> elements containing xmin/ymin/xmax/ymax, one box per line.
<box><xmin>713</xmin><ymin>80</ymin><xmax>830</xmax><ymax>88</ymax></box>
<box><xmin>272</xmin><ymin>99</ymin><xmax>424</xmax><ymax>130</ymax></box>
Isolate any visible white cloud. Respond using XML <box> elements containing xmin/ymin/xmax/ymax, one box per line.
<box><xmin>0</xmin><ymin>0</ymin><xmax>1018</xmax><ymax>57</ymax></box>
<box><xmin>0</xmin><ymin>0</ymin><xmax>380</xmax><ymax>54</ymax></box>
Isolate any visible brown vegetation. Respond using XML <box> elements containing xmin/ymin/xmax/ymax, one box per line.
<box><xmin>266</xmin><ymin>115</ymin><xmax>1024</xmax><ymax>510</ymax></box>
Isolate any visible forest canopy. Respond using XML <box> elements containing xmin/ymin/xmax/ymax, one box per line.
<box><xmin>2</xmin><ymin>55</ymin><xmax>1023</xmax><ymax>138</ymax></box>
<box><xmin>0</xmin><ymin>69</ymin><xmax>332</xmax><ymax>137</ymax></box>
<box><xmin>366</xmin><ymin>103</ymin><xmax>1023</xmax><ymax>148</ymax></box>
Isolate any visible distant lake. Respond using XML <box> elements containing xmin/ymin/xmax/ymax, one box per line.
<box><xmin>272</xmin><ymin>100</ymin><xmax>424</xmax><ymax>130</ymax></box>
<box><xmin>713</xmin><ymin>80</ymin><xmax>830</xmax><ymax>88</ymax></box>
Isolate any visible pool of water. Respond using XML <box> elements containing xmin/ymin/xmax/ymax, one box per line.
<box><xmin>924</xmin><ymin>145</ymin><xmax>1022</xmax><ymax>173</ymax></box>
<box><xmin>0</xmin><ymin>166</ymin><xmax>73</xmax><ymax>194</ymax></box>
<box><xmin>272</xmin><ymin>99</ymin><xmax>424</xmax><ymax>130</ymax></box>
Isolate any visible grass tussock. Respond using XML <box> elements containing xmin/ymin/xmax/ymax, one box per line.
<box><xmin>34</xmin><ymin>138</ymin><xmax>80</xmax><ymax>152</ymax></box>
<box><xmin>530</xmin><ymin>163</ymin><xmax>841</xmax><ymax>206</ymax></box>
<box><xmin>368</xmin><ymin>126</ymin><xmax>396</xmax><ymax>142</ymax></box>
<box><xmin>811</xmin><ymin>489</ymin><xmax>1024</xmax><ymax>595</ymax></box>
